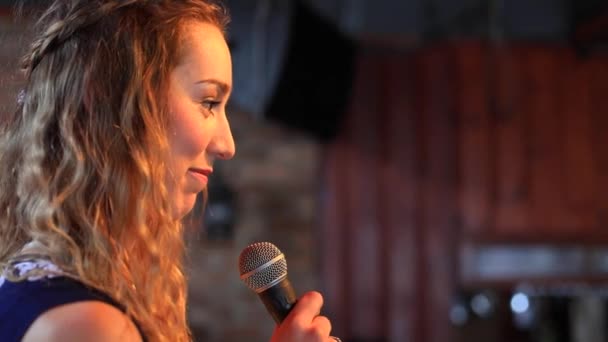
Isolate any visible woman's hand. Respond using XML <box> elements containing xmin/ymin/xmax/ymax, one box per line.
<box><xmin>270</xmin><ymin>291</ymin><xmax>335</xmax><ymax>342</ymax></box>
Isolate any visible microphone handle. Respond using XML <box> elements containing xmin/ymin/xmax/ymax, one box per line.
<box><xmin>259</xmin><ymin>277</ymin><xmax>297</xmax><ymax>324</ymax></box>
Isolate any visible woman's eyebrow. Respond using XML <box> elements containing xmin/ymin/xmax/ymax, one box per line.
<box><xmin>196</xmin><ymin>79</ymin><xmax>231</xmax><ymax>96</ymax></box>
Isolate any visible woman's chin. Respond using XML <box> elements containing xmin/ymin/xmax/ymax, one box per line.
<box><xmin>173</xmin><ymin>193</ymin><xmax>198</xmax><ymax>220</ymax></box>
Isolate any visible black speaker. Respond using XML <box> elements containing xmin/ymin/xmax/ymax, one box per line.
<box><xmin>228</xmin><ymin>0</ymin><xmax>355</xmax><ymax>142</ymax></box>
<box><xmin>265</xmin><ymin>1</ymin><xmax>355</xmax><ymax>141</ymax></box>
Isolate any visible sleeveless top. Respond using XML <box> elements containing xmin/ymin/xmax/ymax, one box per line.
<box><xmin>0</xmin><ymin>259</ymin><xmax>146</xmax><ymax>341</ymax></box>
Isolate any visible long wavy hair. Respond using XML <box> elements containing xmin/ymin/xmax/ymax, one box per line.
<box><xmin>0</xmin><ymin>1</ymin><xmax>229</xmax><ymax>340</ymax></box>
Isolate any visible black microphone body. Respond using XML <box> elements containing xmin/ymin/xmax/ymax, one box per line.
<box><xmin>238</xmin><ymin>242</ymin><xmax>298</xmax><ymax>325</ymax></box>
<box><xmin>259</xmin><ymin>277</ymin><xmax>297</xmax><ymax>324</ymax></box>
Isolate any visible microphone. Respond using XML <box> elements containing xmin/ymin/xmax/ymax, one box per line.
<box><xmin>238</xmin><ymin>241</ymin><xmax>297</xmax><ymax>324</ymax></box>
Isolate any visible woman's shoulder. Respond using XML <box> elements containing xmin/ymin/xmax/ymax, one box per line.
<box><xmin>22</xmin><ymin>300</ymin><xmax>142</xmax><ymax>342</ymax></box>
<box><xmin>0</xmin><ymin>259</ymin><xmax>141</xmax><ymax>342</ymax></box>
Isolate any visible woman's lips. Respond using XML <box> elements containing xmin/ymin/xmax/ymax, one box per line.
<box><xmin>187</xmin><ymin>168</ymin><xmax>212</xmax><ymax>188</ymax></box>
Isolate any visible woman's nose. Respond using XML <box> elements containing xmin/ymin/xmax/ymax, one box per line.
<box><xmin>209</xmin><ymin>114</ymin><xmax>235</xmax><ymax>160</ymax></box>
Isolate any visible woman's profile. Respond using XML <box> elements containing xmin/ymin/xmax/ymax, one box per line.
<box><xmin>0</xmin><ymin>1</ymin><xmax>335</xmax><ymax>341</ymax></box>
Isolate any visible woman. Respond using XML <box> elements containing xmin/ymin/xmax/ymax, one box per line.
<box><xmin>0</xmin><ymin>1</ymin><xmax>334</xmax><ymax>341</ymax></box>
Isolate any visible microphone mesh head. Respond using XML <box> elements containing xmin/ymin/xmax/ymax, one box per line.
<box><xmin>238</xmin><ymin>242</ymin><xmax>287</xmax><ymax>293</ymax></box>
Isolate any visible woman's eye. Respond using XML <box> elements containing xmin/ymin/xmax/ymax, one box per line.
<box><xmin>202</xmin><ymin>100</ymin><xmax>220</xmax><ymax>115</ymax></box>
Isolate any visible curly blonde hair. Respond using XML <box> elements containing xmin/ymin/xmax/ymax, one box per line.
<box><xmin>0</xmin><ymin>1</ymin><xmax>229</xmax><ymax>340</ymax></box>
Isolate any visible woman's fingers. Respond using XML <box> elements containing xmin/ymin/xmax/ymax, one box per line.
<box><xmin>311</xmin><ymin>314</ymin><xmax>331</xmax><ymax>337</ymax></box>
<box><xmin>270</xmin><ymin>291</ymin><xmax>334</xmax><ymax>342</ymax></box>
<box><xmin>287</xmin><ymin>291</ymin><xmax>324</xmax><ymax>325</ymax></box>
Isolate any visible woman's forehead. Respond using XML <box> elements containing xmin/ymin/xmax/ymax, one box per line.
<box><xmin>174</xmin><ymin>21</ymin><xmax>232</xmax><ymax>88</ymax></box>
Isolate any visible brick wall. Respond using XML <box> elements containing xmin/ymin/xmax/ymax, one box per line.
<box><xmin>0</xmin><ymin>13</ymin><xmax>321</xmax><ymax>342</ymax></box>
<box><xmin>0</xmin><ymin>14</ymin><xmax>27</xmax><ymax>117</ymax></box>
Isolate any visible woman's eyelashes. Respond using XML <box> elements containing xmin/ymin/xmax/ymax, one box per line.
<box><xmin>201</xmin><ymin>99</ymin><xmax>221</xmax><ymax>116</ymax></box>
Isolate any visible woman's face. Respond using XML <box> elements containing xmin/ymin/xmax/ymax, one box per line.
<box><xmin>165</xmin><ymin>21</ymin><xmax>235</xmax><ymax>219</ymax></box>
